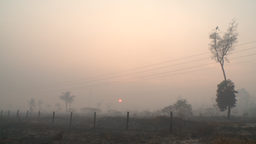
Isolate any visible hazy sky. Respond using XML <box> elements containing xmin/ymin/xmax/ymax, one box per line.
<box><xmin>1</xmin><ymin>0</ymin><xmax>256</xmax><ymax>112</ymax></box>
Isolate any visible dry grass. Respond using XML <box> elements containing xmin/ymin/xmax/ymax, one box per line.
<box><xmin>212</xmin><ymin>135</ymin><xmax>256</xmax><ymax>144</ymax></box>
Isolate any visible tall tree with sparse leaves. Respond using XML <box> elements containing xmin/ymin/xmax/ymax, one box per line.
<box><xmin>209</xmin><ymin>19</ymin><xmax>238</xmax><ymax>118</ymax></box>
<box><xmin>60</xmin><ymin>91</ymin><xmax>75</xmax><ymax>114</ymax></box>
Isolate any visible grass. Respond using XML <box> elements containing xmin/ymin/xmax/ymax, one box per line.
<box><xmin>212</xmin><ymin>135</ymin><xmax>256</xmax><ymax>144</ymax></box>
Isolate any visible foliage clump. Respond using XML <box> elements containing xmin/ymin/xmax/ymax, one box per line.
<box><xmin>216</xmin><ymin>79</ymin><xmax>238</xmax><ymax>111</ymax></box>
<box><xmin>162</xmin><ymin>99</ymin><xmax>192</xmax><ymax>118</ymax></box>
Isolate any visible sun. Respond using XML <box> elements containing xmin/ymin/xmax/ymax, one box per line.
<box><xmin>118</xmin><ymin>99</ymin><xmax>122</xmax><ymax>103</ymax></box>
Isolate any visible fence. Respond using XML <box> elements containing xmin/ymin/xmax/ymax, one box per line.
<box><xmin>0</xmin><ymin>110</ymin><xmax>173</xmax><ymax>133</ymax></box>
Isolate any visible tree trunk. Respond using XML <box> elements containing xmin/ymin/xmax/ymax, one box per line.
<box><xmin>66</xmin><ymin>102</ymin><xmax>67</xmax><ymax>114</ymax></box>
<box><xmin>30</xmin><ymin>106</ymin><xmax>32</xmax><ymax>116</ymax></box>
<box><xmin>227</xmin><ymin>105</ymin><xmax>231</xmax><ymax>119</ymax></box>
<box><xmin>220</xmin><ymin>64</ymin><xmax>227</xmax><ymax>81</ymax></box>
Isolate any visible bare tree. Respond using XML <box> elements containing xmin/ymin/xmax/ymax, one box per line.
<box><xmin>209</xmin><ymin>19</ymin><xmax>238</xmax><ymax>118</ymax></box>
<box><xmin>38</xmin><ymin>100</ymin><xmax>43</xmax><ymax>111</ymax></box>
<box><xmin>28</xmin><ymin>98</ymin><xmax>36</xmax><ymax>116</ymax></box>
<box><xmin>60</xmin><ymin>91</ymin><xmax>75</xmax><ymax>114</ymax></box>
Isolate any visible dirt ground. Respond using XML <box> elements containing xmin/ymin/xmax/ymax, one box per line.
<box><xmin>0</xmin><ymin>115</ymin><xmax>256</xmax><ymax>144</ymax></box>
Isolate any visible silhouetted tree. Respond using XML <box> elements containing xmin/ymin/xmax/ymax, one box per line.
<box><xmin>68</xmin><ymin>97</ymin><xmax>74</xmax><ymax>108</ymax></box>
<box><xmin>173</xmin><ymin>99</ymin><xmax>192</xmax><ymax>117</ymax></box>
<box><xmin>216</xmin><ymin>80</ymin><xmax>238</xmax><ymax>113</ymax></box>
<box><xmin>60</xmin><ymin>91</ymin><xmax>75</xmax><ymax>114</ymax></box>
<box><xmin>162</xmin><ymin>105</ymin><xmax>173</xmax><ymax>115</ymax></box>
<box><xmin>162</xmin><ymin>99</ymin><xmax>192</xmax><ymax>118</ymax></box>
<box><xmin>28</xmin><ymin>98</ymin><xmax>36</xmax><ymax>115</ymax></box>
<box><xmin>81</xmin><ymin>107</ymin><xmax>101</xmax><ymax>116</ymax></box>
<box><xmin>209</xmin><ymin>19</ymin><xmax>238</xmax><ymax>118</ymax></box>
<box><xmin>38</xmin><ymin>100</ymin><xmax>43</xmax><ymax>111</ymax></box>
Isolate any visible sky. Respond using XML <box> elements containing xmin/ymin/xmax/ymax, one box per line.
<box><xmin>1</xmin><ymin>0</ymin><xmax>256</xmax><ymax>113</ymax></box>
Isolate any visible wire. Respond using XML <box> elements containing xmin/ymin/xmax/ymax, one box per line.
<box><xmin>26</xmin><ymin>54</ymin><xmax>256</xmax><ymax>92</ymax></box>
<box><xmin>10</xmin><ymin>41</ymin><xmax>256</xmax><ymax>94</ymax></box>
<box><xmin>33</xmin><ymin>40</ymin><xmax>256</xmax><ymax>88</ymax></box>
<box><xmin>34</xmin><ymin>46</ymin><xmax>256</xmax><ymax>90</ymax></box>
<box><xmin>35</xmin><ymin>49</ymin><xmax>256</xmax><ymax>89</ymax></box>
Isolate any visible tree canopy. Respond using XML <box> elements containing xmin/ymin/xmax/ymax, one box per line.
<box><xmin>216</xmin><ymin>79</ymin><xmax>238</xmax><ymax>111</ymax></box>
<box><xmin>60</xmin><ymin>91</ymin><xmax>75</xmax><ymax>114</ymax></box>
<box><xmin>162</xmin><ymin>99</ymin><xmax>192</xmax><ymax>118</ymax></box>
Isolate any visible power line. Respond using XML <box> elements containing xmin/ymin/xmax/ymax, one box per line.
<box><xmin>29</xmin><ymin>53</ymin><xmax>256</xmax><ymax>92</ymax></box>
<box><xmin>33</xmin><ymin>40</ymin><xmax>256</xmax><ymax>88</ymax></box>
<box><xmin>235</xmin><ymin>40</ymin><xmax>256</xmax><ymax>46</ymax></box>
<box><xmin>10</xmin><ymin>41</ymin><xmax>256</xmax><ymax>94</ymax></box>
<box><xmin>34</xmin><ymin>46</ymin><xmax>256</xmax><ymax>90</ymax></box>
<box><xmin>36</xmin><ymin>48</ymin><xmax>256</xmax><ymax>89</ymax></box>
<box><xmin>17</xmin><ymin>58</ymin><xmax>256</xmax><ymax>94</ymax></box>
<box><xmin>100</xmin><ymin>53</ymin><xmax>256</xmax><ymax>85</ymax></box>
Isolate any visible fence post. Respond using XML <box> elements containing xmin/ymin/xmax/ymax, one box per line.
<box><xmin>126</xmin><ymin>111</ymin><xmax>129</xmax><ymax>130</ymax></box>
<box><xmin>8</xmin><ymin>110</ymin><xmax>10</xmax><ymax>117</ymax></box>
<box><xmin>38</xmin><ymin>111</ymin><xmax>40</xmax><ymax>118</ymax></box>
<box><xmin>70</xmin><ymin>112</ymin><xmax>73</xmax><ymax>126</ymax></box>
<box><xmin>16</xmin><ymin>110</ymin><xmax>19</xmax><ymax>118</ymax></box>
<box><xmin>93</xmin><ymin>112</ymin><xmax>96</xmax><ymax>128</ymax></box>
<box><xmin>1</xmin><ymin>110</ymin><xmax>3</xmax><ymax>116</ymax></box>
<box><xmin>170</xmin><ymin>112</ymin><xmax>173</xmax><ymax>134</ymax></box>
<box><xmin>26</xmin><ymin>111</ymin><xmax>29</xmax><ymax>119</ymax></box>
<box><xmin>52</xmin><ymin>111</ymin><xmax>55</xmax><ymax>124</ymax></box>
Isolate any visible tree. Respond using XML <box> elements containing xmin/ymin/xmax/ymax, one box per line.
<box><xmin>38</xmin><ymin>100</ymin><xmax>43</xmax><ymax>111</ymax></box>
<box><xmin>162</xmin><ymin>105</ymin><xmax>174</xmax><ymax>115</ymax></box>
<box><xmin>81</xmin><ymin>107</ymin><xmax>101</xmax><ymax>116</ymax></box>
<box><xmin>162</xmin><ymin>99</ymin><xmax>192</xmax><ymax>118</ymax></box>
<box><xmin>68</xmin><ymin>97</ymin><xmax>74</xmax><ymax>108</ymax></box>
<box><xmin>173</xmin><ymin>99</ymin><xmax>192</xmax><ymax>117</ymax></box>
<box><xmin>216</xmin><ymin>80</ymin><xmax>238</xmax><ymax>113</ymax></box>
<box><xmin>60</xmin><ymin>91</ymin><xmax>75</xmax><ymax>114</ymax></box>
<box><xmin>209</xmin><ymin>19</ymin><xmax>238</xmax><ymax>118</ymax></box>
<box><xmin>28</xmin><ymin>98</ymin><xmax>36</xmax><ymax>116</ymax></box>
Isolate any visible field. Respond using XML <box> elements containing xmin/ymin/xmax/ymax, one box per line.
<box><xmin>0</xmin><ymin>113</ymin><xmax>256</xmax><ymax>144</ymax></box>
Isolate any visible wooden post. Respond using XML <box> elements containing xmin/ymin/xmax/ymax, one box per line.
<box><xmin>52</xmin><ymin>111</ymin><xmax>55</xmax><ymax>124</ymax></box>
<box><xmin>93</xmin><ymin>112</ymin><xmax>96</xmax><ymax>128</ymax></box>
<box><xmin>126</xmin><ymin>111</ymin><xmax>129</xmax><ymax>130</ymax></box>
<box><xmin>170</xmin><ymin>112</ymin><xmax>173</xmax><ymax>134</ymax></box>
<box><xmin>38</xmin><ymin>111</ymin><xmax>40</xmax><ymax>118</ymax></box>
<box><xmin>16</xmin><ymin>110</ymin><xmax>19</xmax><ymax>118</ymax></box>
<box><xmin>1</xmin><ymin>110</ymin><xmax>3</xmax><ymax>116</ymax></box>
<box><xmin>8</xmin><ymin>110</ymin><xmax>10</xmax><ymax>117</ymax></box>
<box><xmin>70</xmin><ymin>112</ymin><xmax>73</xmax><ymax>126</ymax></box>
